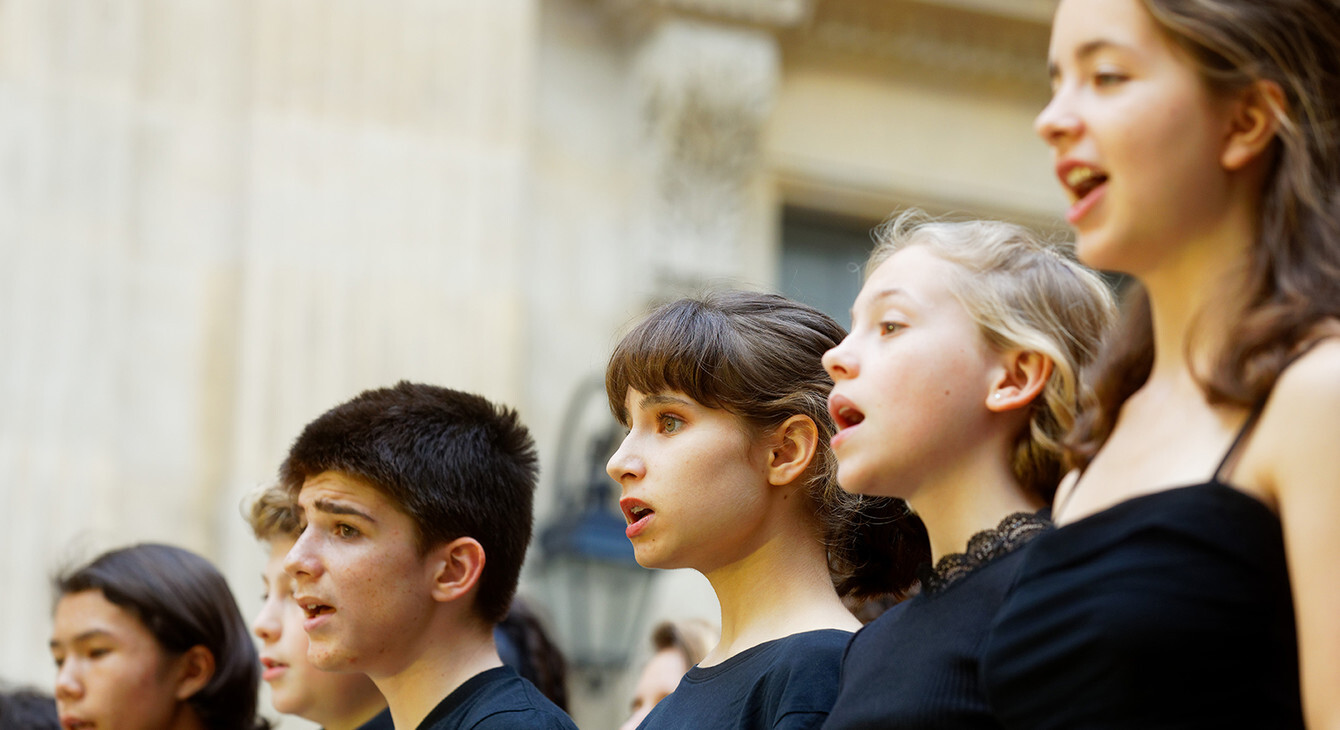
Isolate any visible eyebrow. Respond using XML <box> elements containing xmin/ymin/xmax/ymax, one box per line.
<box><xmin>311</xmin><ymin>498</ymin><xmax>375</xmax><ymax>522</ymax></box>
<box><xmin>50</xmin><ymin>629</ymin><xmax>113</xmax><ymax>650</ymax></box>
<box><xmin>639</xmin><ymin>393</ymin><xmax>693</xmax><ymax>410</ymax></box>
<box><xmin>1047</xmin><ymin>39</ymin><xmax>1123</xmax><ymax>81</ymax></box>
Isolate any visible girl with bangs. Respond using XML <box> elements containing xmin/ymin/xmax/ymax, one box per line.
<box><xmin>605</xmin><ymin>291</ymin><xmax>924</xmax><ymax>730</ymax></box>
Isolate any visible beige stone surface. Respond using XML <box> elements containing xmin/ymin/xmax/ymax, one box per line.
<box><xmin>1</xmin><ymin>1</ymin><xmax>1065</xmax><ymax>728</ymax></box>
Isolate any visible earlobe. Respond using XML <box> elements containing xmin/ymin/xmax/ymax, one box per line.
<box><xmin>173</xmin><ymin>646</ymin><xmax>215</xmax><ymax>701</ymax></box>
<box><xmin>1221</xmin><ymin>79</ymin><xmax>1285</xmax><ymax>171</ymax></box>
<box><xmin>987</xmin><ymin>350</ymin><xmax>1053</xmax><ymax>412</ymax></box>
<box><xmin>429</xmin><ymin>537</ymin><xmax>486</xmax><ymax>604</ymax></box>
<box><xmin>767</xmin><ymin>415</ymin><xmax>819</xmax><ymax>487</ymax></box>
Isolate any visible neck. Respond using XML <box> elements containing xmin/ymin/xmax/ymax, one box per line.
<box><xmin>906</xmin><ymin>439</ymin><xmax>1042</xmax><ymax>562</ymax></box>
<box><xmin>373</xmin><ymin>617</ymin><xmax>503</xmax><ymax>730</ymax></box>
<box><xmin>700</xmin><ymin>502</ymin><xmax>859</xmax><ymax>666</ymax></box>
<box><xmin>322</xmin><ymin>698</ymin><xmax>389</xmax><ymax>730</ymax></box>
<box><xmin>166</xmin><ymin>708</ymin><xmax>208</xmax><ymax>730</ymax></box>
<box><xmin>1139</xmin><ymin>194</ymin><xmax>1257</xmax><ymax>388</ymax></box>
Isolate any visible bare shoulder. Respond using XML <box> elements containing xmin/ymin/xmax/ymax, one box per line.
<box><xmin>1266</xmin><ymin>337</ymin><xmax>1340</xmax><ymax>418</ymax></box>
<box><xmin>1253</xmin><ymin>337</ymin><xmax>1340</xmax><ymax>498</ymax></box>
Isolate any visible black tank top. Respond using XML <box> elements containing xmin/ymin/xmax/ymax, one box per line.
<box><xmin>981</xmin><ymin>398</ymin><xmax>1305</xmax><ymax>728</ymax></box>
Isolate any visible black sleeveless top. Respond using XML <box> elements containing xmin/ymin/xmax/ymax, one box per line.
<box><xmin>981</xmin><ymin>404</ymin><xmax>1305</xmax><ymax>728</ymax></box>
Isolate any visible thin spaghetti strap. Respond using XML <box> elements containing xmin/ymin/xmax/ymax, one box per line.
<box><xmin>1214</xmin><ymin>335</ymin><xmax>1336</xmax><ymax>482</ymax></box>
<box><xmin>1213</xmin><ymin>407</ymin><xmax>1265</xmax><ymax>482</ymax></box>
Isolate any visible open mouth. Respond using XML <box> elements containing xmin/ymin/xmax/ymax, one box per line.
<box><xmin>1064</xmin><ymin>164</ymin><xmax>1108</xmax><ymax>203</ymax></box>
<box><xmin>829</xmin><ymin>394</ymin><xmax>866</xmax><ymax>431</ymax></box>
<box><xmin>621</xmin><ymin>501</ymin><xmax>654</xmax><ymax>525</ymax></box>
<box><xmin>299</xmin><ymin>601</ymin><xmax>334</xmax><ymax>619</ymax></box>
<box><xmin>61</xmin><ymin>717</ymin><xmax>94</xmax><ymax>730</ymax></box>
<box><xmin>260</xmin><ymin>657</ymin><xmax>288</xmax><ymax>680</ymax></box>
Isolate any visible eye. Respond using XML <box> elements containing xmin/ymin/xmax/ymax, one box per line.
<box><xmin>52</xmin><ymin>654</ymin><xmax>65</xmax><ymax>669</ymax></box>
<box><xmin>1093</xmin><ymin>69</ymin><xmax>1128</xmax><ymax>87</ymax></box>
<box><xmin>335</xmin><ymin>522</ymin><xmax>360</xmax><ymax>539</ymax></box>
<box><xmin>658</xmin><ymin>414</ymin><xmax>684</xmax><ymax>434</ymax></box>
<box><xmin>881</xmin><ymin>322</ymin><xmax>906</xmax><ymax>335</ymax></box>
<box><xmin>87</xmin><ymin>647</ymin><xmax>111</xmax><ymax>660</ymax></box>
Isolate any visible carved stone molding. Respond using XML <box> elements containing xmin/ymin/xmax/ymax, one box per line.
<box><xmin>635</xmin><ymin>19</ymin><xmax>779</xmax><ymax>277</ymax></box>
<box><xmin>798</xmin><ymin>0</ymin><xmax>1052</xmax><ymax>87</ymax></box>
<box><xmin>603</xmin><ymin>0</ymin><xmax>815</xmax><ymax>28</ymax></box>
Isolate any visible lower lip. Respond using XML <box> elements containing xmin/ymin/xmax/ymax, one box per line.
<box><xmin>626</xmin><ymin>513</ymin><xmax>653</xmax><ymax>539</ymax></box>
<box><xmin>1066</xmin><ymin>182</ymin><xmax>1107</xmax><ymax>225</ymax></box>
<box><xmin>303</xmin><ymin>610</ymin><xmax>332</xmax><ymax>633</ymax></box>
<box><xmin>262</xmin><ymin>665</ymin><xmax>287</xmax><ymax>682</ymax></box>
<box><xmin>831</xmin><ymin>424</ymin><xmax>859</xmax><ymax>449</ymax></box>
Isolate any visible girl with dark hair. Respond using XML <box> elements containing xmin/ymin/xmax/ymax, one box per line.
<box><xmin>819</xmin><ymin>212</ymin><xmax>1115</xmax><ymax>729</ymax></box>
<box><xmin>50</xmin><ymin>543</ymin><xmax>267</xmax><ymax>730</ymax></box>
<box><xmin>982</xmin><ymin>0</ymin><xmax>1340</xmax><ymax>727</ymax></box>
<box><xmin>605</xmin><ymin>290</ymin><xmax>924</xmax><ymax>730</ymax></box>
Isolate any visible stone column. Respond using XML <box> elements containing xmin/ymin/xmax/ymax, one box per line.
<box><xmin>633</xmin><ymin>18</ymin><xmax>781</xmax><ymax>289</ymax></box>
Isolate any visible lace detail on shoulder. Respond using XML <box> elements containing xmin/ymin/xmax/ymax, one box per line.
<box><xmin>919</xmin><ymin>511</ymin><xmax>1052</xmax><ymax>594</ymax></box>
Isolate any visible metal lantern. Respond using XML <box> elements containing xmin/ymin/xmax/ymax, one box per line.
<box><xmin>536</xmin><ymin>377</ymin><xmax>656</xmax><ymax>686</ymax></box>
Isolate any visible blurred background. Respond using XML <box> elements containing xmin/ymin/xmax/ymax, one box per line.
<box><xmin>0</xmin><ymin>0</ymin><xmax>1064</xmax><ymax>727</ymax></box>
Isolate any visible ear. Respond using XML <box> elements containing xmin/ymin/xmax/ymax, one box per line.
<box><xmin>427</xmin><ymin>537</ymin><xmax>486</xmax><ymax>604</ymax></box>
<box><xmin>766</xmin><ymin>414</ymin><xmax>819</xmax><ymax>487</ymax></box>
<box><xmin>986</xmin><ymin>350</ymin><xmax>1052</xmax><ymax>413</ymax></box>
<box><xmin>172</xmin><ymin>645</ymin><xmax>215</xmax><ymax>701</ymax></box>
<box><xmin>1221</xmin><ymin>79</ymin><xmax>1285</xmax><ymax>172</ymax></box>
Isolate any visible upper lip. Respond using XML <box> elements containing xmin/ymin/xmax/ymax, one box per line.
<box><xmin>1055</xmin><ymin>159</ymin><xmax>1108</xmax><ymax>201</ymax></box>
<box><xmin>829</xmin><ymin>392</ymin><xmax>865</xmax><ymax>430</ymax></box>
<box><xmin>260</xmin><ymin>656</ymin><xmax>286</xmax><ymax>669</ymax></box>
<box><xmin>293</xmin><ymin>594</ymin><xmax>333</xmax><ymax>618</ymax></box>
<box><xmin>619</xmin><ymin>497</ymin><xmax>654</xmax><ymax>525</ymax></box>
<box><xmin>60</xmin><ymin>715</ymin><xmax>91</xmax><ymax>730</ymax></box>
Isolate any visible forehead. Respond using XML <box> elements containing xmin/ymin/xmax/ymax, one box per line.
<box><xmin>858</xmin><ymin>246</ymin><xmax>962</xmax><ymax>308</ymax></box>
<box><xmin>297</xmin><ymin>471</ymin><xmax>393</xmax><ymax>511</ymax></box>
<box><xmin>1051</xmin><ymin>0</ymin><xmax>1161</xmax><ymax>58</ymax></box>
<box><xmin>52</xmin><ymin>590</ymin><xmax>152</xmax><ymax>643</ymax></box>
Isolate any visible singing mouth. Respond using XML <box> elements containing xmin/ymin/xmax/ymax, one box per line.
<box><xmin>620</xmin><ymin>500</ymin><xmax>654</xmax><ymax>525</ymax></box>
<box><xmin>1062</xmin><ymin>163</ymin><xmax>1108</xmax><ymax>202</ymax></box>
<box><xmin>829</xmin><ymin>394</ymin><xmax>866</xmax><ymax>431</ymax></box>
<box><xmin>298</xmin><ymin>599</ymin><xmax>334</xmax><ymax>619</ymax></box>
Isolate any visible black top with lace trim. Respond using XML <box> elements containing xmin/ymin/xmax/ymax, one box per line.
<box><xmin>917</xmin><ymin>511</ymin><xmax>1051</xmax><ymax>594</ymax></box>
<box><xmin>823</xmin><ymin>510</ymin><xmax>1051</xmax><ymax>730</ymax></box>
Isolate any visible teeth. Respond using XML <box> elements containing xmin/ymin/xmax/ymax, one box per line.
<box><xmin>1066</xmin><ymin>166</ymin><xmax>1096</xmax><ymax>189</ymax></box>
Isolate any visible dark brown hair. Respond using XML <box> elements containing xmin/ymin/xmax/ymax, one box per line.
<box><xmin>606</xmin><ymin>290</ymin><xmax>927</xmax><ymax>601</ymax></box>
<box><xmin>55</xmin><ymin>544</ymin><xmax>267</xmax><ymax>730</ymax></box>
<box><xmin>280</xmin><ymin>381</ymin><xmax>539</xmax><ymax>624</ymax></box>
<box><xmin>1070</xmin><ymin>0</ymin><xmax>1340</xmax><ymax>463</ymax></box>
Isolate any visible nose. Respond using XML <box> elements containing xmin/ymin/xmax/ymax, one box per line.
<box><xmin>283</xmin><ymin>528</ymin><xmax>321</xmax><ymax>581</ymax></box>
<box><xmin>606</xmin><ymin>433</ymin><xmax>645</xmax><ymax>485</ymax></box>
<box><xmin>1034</xmin><ymin>90</ymin><xmax>1082</xmax><ymax>147</ymax></box>
<box><xmin>251</xmin><ymin>593</ymin><xmax>283</xmax><ymax>643</ymax></box>
<box><xmin>822</xmin><ymin>337</ymin><xmax>857</xmax><ymax>380</ymax></box>
<box><xmin>54</xmin><ymin>659</ymin><xmax>82</xmax><ymax>702</ymax></box>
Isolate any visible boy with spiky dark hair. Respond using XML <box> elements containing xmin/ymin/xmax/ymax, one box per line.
<box><xmin>280</xmin><ymin>381</ymin><xmax>575</xmax><ymax>730</ymax></box>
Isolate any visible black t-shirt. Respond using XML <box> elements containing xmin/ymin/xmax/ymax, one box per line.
<box><xmin>415</xmin><ymin>666</ymin><xmax>576</xmax><ymax>730</ymax></box>
<box><xmin>823</xmin><ymin>553</ymin><xmax>1028</xmax><ymax>729</ymax></box>
<box><xmin>351</xmin><ymin>708</ymin><xmax>393</xmax><ymax>730</ymax></box>
<box><xmin>638</xmin><ymin>629</ymin><xmax>852</xmax><ymax>730</ymax></box>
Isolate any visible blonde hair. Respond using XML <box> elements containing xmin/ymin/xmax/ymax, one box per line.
<box><xmin>868</xmin><ymin>210</ymin><xmax>1117</xmax><ymax>499</ymax></box>
<box><xmin>242</xmin><ymin>484</ymin><xmax>301</xmax><ymax>542</ymax></box>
